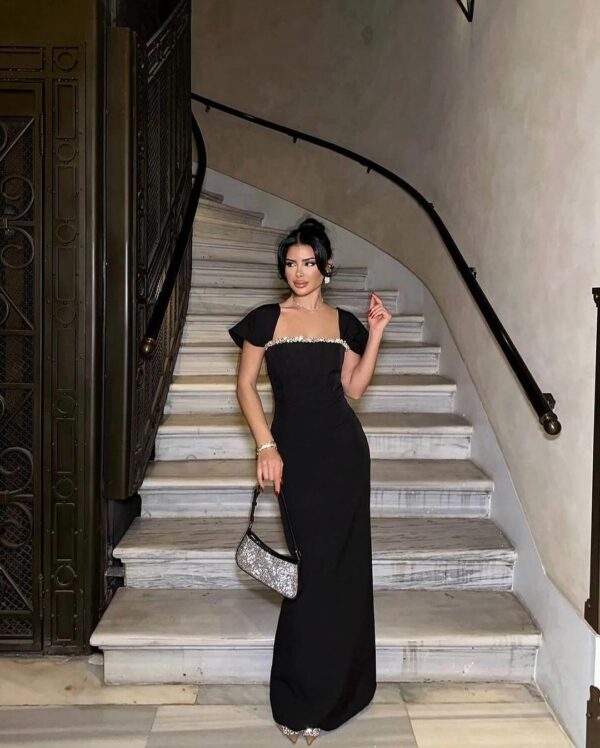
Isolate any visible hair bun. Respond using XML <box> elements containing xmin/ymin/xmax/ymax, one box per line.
<box><xmin>297</xmin><ymin>217</ymin><xmax>326</xmax><ymax>235</ymax></box>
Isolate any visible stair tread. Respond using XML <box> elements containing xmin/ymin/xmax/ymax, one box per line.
<box><xmin>170</xmin><ymin>373</ymin><xmax>456</xmax><ymax>391</ymax></box>
<box><xmin>195</xmin><ymin>215</ymin><xmax>264</xmax><ymax>229</ymax></box>
<box><xmin>115</xmin><ymin>516</ymin><xmax>514</xmax><ymax>559</ymax></box>
<box><xmin>199</xmin><ymin>190</ymin><xmax>224</xmax><ymax>203</ymax></box>
<box><xmin>193</xmin><ymin>218</ymin><xmax>284</xmax><ymax>236</ymax></box>
<box><xmin>158</xmin><ymin>411</ymin><xmax>473</xmax><ymax>432</ymax></box>
<box><xmin>197</xmin><ymin>199</ymin><xmax>264</xmax><ymax>220</ymax></box>
<box><xmin>141</xmin><ymin>457</ymin><xmax>493</xmax><ymax>490</ymax></box>
<box><xmin>89</xmin><ymin>587</ymin><xmax>540</xmax><ymax>648</ymax></box>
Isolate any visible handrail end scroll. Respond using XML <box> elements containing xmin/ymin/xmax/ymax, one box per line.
<box><xmin>140</xmin><ymin>337</ymin><xmax>156</xmax><ymax>359</ymax></box>
<box><xmin>541</xmin><ymin>411</ymin><xmax>561</xmax><ymax>436</ymax></box>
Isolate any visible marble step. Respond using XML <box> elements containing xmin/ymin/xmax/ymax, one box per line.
<box><xmin>195</xmin><ymin>199</ymin><xmax>265</xmax><ymax>227</ymax></box>
<box><xmin>181</xmin><ymin>312</ymin><xmax>425</xmax><ymax>344</ymax></box>
<box><xmin>165</xmin><ymin>374</ymin><xmax>456</xmax><ymax>414</ymax></box>
<box><xmin>89</xmin><ymin>587</ymin><xmax>541</xmax><ymax>685</ymax></box>
<box><xmin>174</xmin><ymin>340</ymin><xmax>439</xmax><ymax>376</ymax></box>
<box><xmin>193</xmin><ymin>218</ymin><xmax>286</xmax><ymax>247</ymax></box>
<box><xmin>199</xmin><ymin>189</ymin><xmax>224</xmax><ymax>203</ymax></box>
<box><xmin>193</xmin><ymin>235</ymin><xmax>292</xmax><ymax>263</ymax></box>
<box><xmin>191</xmin><ymin>258</ymin><xmax>368</xmax><ymax>290</ymax></box>
<box><xmin>187</xmin><ymin>287</ymin><xmax>400</xmax><ymax>315</ymax></box>
<box><xmin>139</xmin><ymin>458</ymin><xmax>493</xmax><ymax>519</ymax></box>
<box><xmin>154</xmin><ymin>412</ymin><xmax>473</xmax><ymax>461</ymax></box>
<box><xmin>115</xmin><ymin>516</ymin><xmax>515</xmax><ymax>591</ymax></box>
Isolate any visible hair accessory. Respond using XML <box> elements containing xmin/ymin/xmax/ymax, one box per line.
<box><xmin>235</xmin><ymin>484</ymin><xmax>302</xmax><ymax>599</ymax></box>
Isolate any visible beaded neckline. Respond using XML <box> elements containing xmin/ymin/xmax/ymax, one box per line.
<box><xmin>266</xmin><ymin>304</ymin><xmax>348</xmax><ymax>351</ymax></box>
<box><xmin>265</xmin><ymin>336</ymin><xmax>350</xmax><ymax>352</ymax></box>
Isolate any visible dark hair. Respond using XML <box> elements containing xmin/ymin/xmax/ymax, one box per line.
<box><xmin>276</xmin><ymin>217</ymin><xmax>339</xmax><ymax>282</ymax></box>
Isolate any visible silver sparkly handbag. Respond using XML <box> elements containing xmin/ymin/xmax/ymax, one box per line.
<box><xmin>235</xmin><ymin>484</ymin><xmax>302</xmax><ymax>599</ymax></box>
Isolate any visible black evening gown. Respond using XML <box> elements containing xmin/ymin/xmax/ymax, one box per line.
<box><xmin>228</xmin><ymin>302</ymin><xmax>377</xmax><ymax>733</ymax></box>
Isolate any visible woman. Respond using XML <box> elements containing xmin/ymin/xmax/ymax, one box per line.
<box><xmin>228</xmin><ymin>218</ymin><xmax>391</xmax><ymax>744</ymax></box>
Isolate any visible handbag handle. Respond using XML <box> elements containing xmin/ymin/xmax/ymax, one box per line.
<box><xmin>248</xmin><ymin>484</ymin><xmax>301</xmax><ymax>561</ymax></box>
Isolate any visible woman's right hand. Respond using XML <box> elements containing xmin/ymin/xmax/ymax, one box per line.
<box><xmin>257</xmin><ymin>446</ymin><xmax>284</xmax><ymax>495</ymax></box>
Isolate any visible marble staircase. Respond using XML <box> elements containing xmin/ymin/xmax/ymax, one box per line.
<box><xmin>90</xmin><ymin>191</ymin><xmax>541</xmax><ymax>686</ymax></box>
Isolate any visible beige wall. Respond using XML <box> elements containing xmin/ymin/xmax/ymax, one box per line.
<box><xmin>191</xmin><ymin>0</ymin><xmax>600</xmax><ymax>616</ymax></box>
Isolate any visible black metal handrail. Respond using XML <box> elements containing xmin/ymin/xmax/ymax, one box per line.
<box><xmin>139</xmin><ymin>111</ymin><xmax>206</xmax><ymax>358</ymax></box>
<box><xmin>191</xmin><ymin>91</ymin><xmax>560</xmax><ymax>435</ymax></box>
<box><xmin>586</xmin><ymin>288</ymin><xmax>600</xmax><ymax>741</ymax></box>
<box><xmin>456</xmin><ymin>0</ymin><xmax>475</xmax><ymax>23</ymax></box>
<box><xmin>586</xmin><ymin>287</ymin><xmax>600</xmax><ymax>632</ymax></box>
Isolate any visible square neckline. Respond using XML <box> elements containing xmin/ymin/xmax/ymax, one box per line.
<box><xmin>264</xmin><ymin>303</ymin><xmax>347</xmax><ymax>350</ymax></box>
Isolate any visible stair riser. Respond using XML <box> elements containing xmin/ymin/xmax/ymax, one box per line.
<box><xmin>139</xmin><ymin>487</ymin><xmax>491</xmax><ymax>519</ymax></box>
<box><xmin>194</xmin><ymin>221</ymin><xmax>284</xmax><ymax>245</ymax></box>
<box><xmin>101</xmin><ymin>645</ymin><xmax>537</xmax><ymax>685</ymax></box>
<box><xmin>153</xmin><ymin>431</ymin><xmax>471</xmax><ymax>461</ymax></box>
<box><xmin>187</xmin><ymin>288</ymin><xmax>399</xmax><ymax>314</ymax></box>
<box><xmin>191</xmin><ymin>264</ymin><xmax>367</xmax><ymax>291</ymax></box>
<box><xmin>181</xmin><ymin>318</ymin><xmax>424</xmax><ymax>344</ymax></box>
<box><xmin>173</xmin><ymin>351</ymin><xmax>439</xmax><ymax>376</ymax></box>
<box><xmin>192</xmin><ymin>238</ymin><xmax>277</xmax><ymax>263</ymax></box>
<box><xmin>196</xmin><ymin>203</ymin><xmax>264</xmax><ymax>226</ymax></box>
<box><xmin>120</xmin><ymin>558</ymin><xmax>514</xmax><ymax>591</ymax></box>
<box><xmin>164</xmin><ymin>389</ymin><xmax>454</xmax><ymax>415</ymax></box>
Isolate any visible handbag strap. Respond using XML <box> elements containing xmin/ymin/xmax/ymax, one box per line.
<box><xmin>249</xmin><ymin>484</ymin><xmax>301</xmax><ymax>560</ymax></box>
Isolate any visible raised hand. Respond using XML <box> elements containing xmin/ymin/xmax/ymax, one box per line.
<box><xmin>367</xmin><ymin>292</ymin><xmax>391</xmax><ymax>334</ymax></box>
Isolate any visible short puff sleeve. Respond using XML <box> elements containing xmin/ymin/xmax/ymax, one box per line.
<box><xmin>228</xmin><ymin>304</ymin><xmax>273</xmax><ymax>349</ymax></box>
<box><xmin>345</xmin><ymin>310</ymin><xmax>369</xmax><ymax>355</ymax></box>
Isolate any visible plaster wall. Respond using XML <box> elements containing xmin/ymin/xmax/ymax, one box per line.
<box><xmin>191</xmin><ymin>0</ymin><xmax>600</xmax><ymax>622</ymax></box>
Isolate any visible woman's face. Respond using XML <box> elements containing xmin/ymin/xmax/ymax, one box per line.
<box><xmin>284</xmin><ymin>243</ymin><xmax>330</xmax><ymax>294</ymax></box>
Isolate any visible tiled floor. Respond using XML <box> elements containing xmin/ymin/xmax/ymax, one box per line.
<box><xmin>0</xmin><ymin>656</ymin><xmax>576</xmax><ymax>747</ymax></box>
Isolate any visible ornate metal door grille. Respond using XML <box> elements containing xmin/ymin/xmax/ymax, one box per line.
<box><xmin>0</xmin><ymin>103</ymin><xmax>42</xmax><ymax>647</ymax></box>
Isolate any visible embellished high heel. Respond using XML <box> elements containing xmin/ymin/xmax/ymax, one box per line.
<box><xmin>303</xmin><ymin>727</ymin><xmax>321</xmax><ymax>745</ymax></box>
<box><xmin>276</xmin><ymin>722</ymin><xmax>301</xmax><ymax>743</ymax></box>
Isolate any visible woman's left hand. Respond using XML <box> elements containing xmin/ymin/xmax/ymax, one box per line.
<box><xmin>367</xmin><ymin>292</ymin><xmax>392</xmax><ymax>334</ymax></box>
